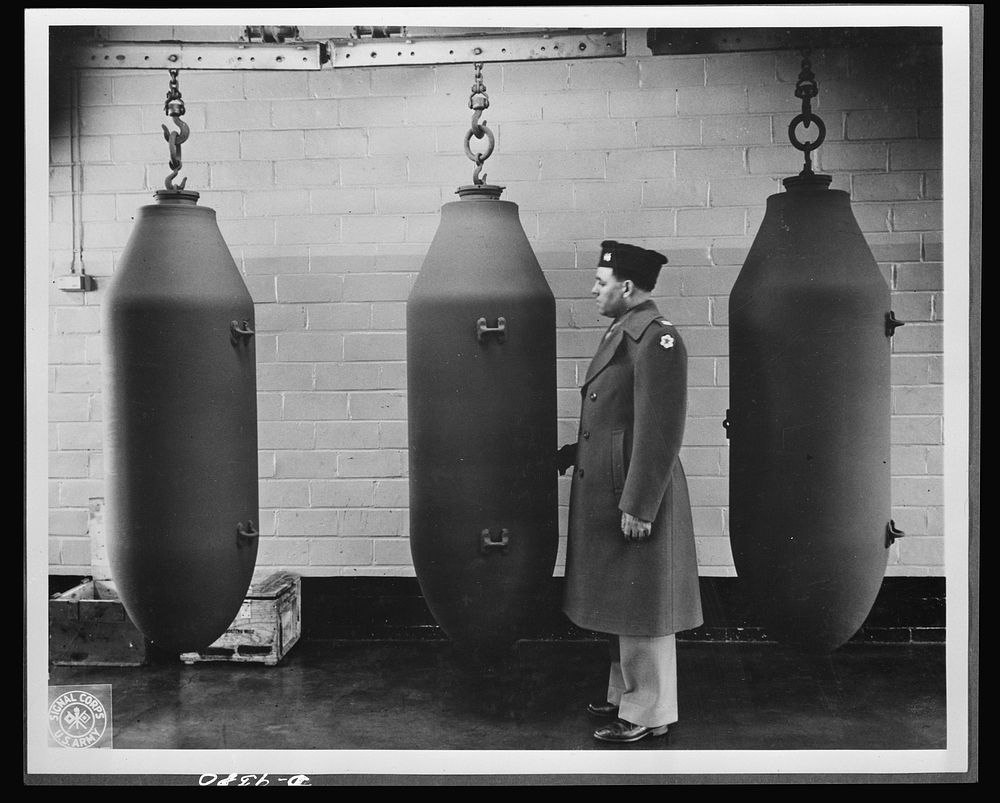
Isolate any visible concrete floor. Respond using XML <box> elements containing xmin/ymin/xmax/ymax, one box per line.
<box><xmin>44</xmin><ymin>639</ymin><xmax>946</xmax><ymax>754</ymax></box>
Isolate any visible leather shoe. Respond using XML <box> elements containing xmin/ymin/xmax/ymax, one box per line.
<box><xmin>587</xmin><ymin>700</ymin><xmax>620</xmax><ymax>718</ymax></box>
<box><xmin>593</xmin><ymin>719</ymin><xmax>670</xmax><ymax>743</ymax></box>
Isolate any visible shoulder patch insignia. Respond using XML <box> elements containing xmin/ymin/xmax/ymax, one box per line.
<box><xmin>660</xmin><ymin>333</ymin><xmax>675</xmax><ymax>350</ymax></box>
<box><xmin>659</xmin><ymin>319</ymin><xmax>672</xmax><ymax>326</ymax></box>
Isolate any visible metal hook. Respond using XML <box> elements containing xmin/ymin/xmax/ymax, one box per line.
<box><xmin>162</xmin><ymin>166</ymin><xmax>188</xmax><ymax>192</ymax></box>
<box><xmin>162</xmin><ymin>116</ymin><xmax>190</xmax><ymax>150</ymax></box>
<box><xmin>161</xmin><ymin>117</ymin><xmax>190</xmax><ymax>191</ymax></box>
<box><xmin>470</xmin><ymin>108</ymin><xmax>486</xmax><ymax>139</ymax></box>
<box><xmin>472</xmin><ymin>155</ymin><xmax>487</xmax><ymax>186</ymax></box>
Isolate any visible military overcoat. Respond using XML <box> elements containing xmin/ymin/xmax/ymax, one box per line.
<box><xmin>563</xmin><ymin>300</ymin><xmax>703</xmax><ymax>637</ymax></box>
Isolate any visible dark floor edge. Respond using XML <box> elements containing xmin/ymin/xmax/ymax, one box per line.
<box><xmin>48</xmin><ymin>574</ymin><xmax>946</xmax><ymax>645</ymax></box>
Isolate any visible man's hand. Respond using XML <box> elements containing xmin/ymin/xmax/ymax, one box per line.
<box><xmin>621</xmin><ymin>512</ymin><xmax>652</xmax><ymax>541</ymax></box>
<box><xmin>556</xmin><ymin>443</ymin><xmax>577</xmax><ymax>475</ymax></box>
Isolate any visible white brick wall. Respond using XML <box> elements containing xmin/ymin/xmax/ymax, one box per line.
<box><xmin>45</xmin><ymin>30</ymin><xmax>949</xmax><ymax>578</ymax></box>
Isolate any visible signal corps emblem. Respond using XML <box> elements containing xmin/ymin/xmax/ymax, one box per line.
<box><xmin>48</xmin><ymin>685</ymin><xmax>112</xmax><ymax>748</ymax></box>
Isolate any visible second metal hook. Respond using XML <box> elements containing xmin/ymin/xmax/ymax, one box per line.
<box><xmin>161</xmin><ymin>117</ymin><xmax>190</xmax><ymax>191</ymax></box>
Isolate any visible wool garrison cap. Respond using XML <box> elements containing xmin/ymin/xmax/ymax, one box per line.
<box><xmin>598</xmin><ymin>240</ymin><xmax>668</xmax><ymax>291</ymax></box>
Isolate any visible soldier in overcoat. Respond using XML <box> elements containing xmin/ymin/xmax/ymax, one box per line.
<box><xmin>557</xmin><ymin>240</ymin><xmax>703</xmax><ymax>743</ymax></box>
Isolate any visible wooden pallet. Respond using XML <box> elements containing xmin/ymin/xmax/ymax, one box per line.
<box><xmin>180</xmin><ymin>572</ymin><xmax>301</xmax><ymax>666</ymax></box>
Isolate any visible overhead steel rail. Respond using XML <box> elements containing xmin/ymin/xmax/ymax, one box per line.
<box><xmin>53</xmin><ymin>27</ymin><xmax>628</xmax><ymax>70</ymax></box>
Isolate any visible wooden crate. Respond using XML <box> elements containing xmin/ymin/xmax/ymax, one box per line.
<box><xmin>180</xmin><ymin>572</ymin><xmax>301</xmax><ymax>666</ymax></box>
<box><xmin>49</xmin><ymin>579</ymin><xmax>149</xmax><ymax>667</ymax></box>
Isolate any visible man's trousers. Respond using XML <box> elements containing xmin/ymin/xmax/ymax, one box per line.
<box><xmin>605</xmin><ymin>634</ymin><xmax>678</xmax><ymax>727</ymax></box>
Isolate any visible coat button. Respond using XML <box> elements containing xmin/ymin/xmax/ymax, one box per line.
<box><xmin>582</xmin><ymin>430</ymin><xmax>590</xmax><ymax>439</ymax></box>
<box><xmin>589</xmin><ymin>392</ymin><xmax>598</xmax><ymax>401</ymax></box>
<box><xmin>578</xmin><ymin>468</ymin><xmax>585</xmax><ymax>478</ymax></box>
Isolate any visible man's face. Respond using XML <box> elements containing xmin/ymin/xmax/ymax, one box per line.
<box><xmin>592</xmin><ymin>266</ymin><xmax>629</xmax><ymax>319</ymax></box>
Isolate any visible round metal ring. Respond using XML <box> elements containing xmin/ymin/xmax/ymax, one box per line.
<box><xmin>463</xmin><ymin>124</ymin><xmax>496</xmax><ymax>164</ymax></box>
<box><xmin>788</xmin><ymin>113</ymin><xmax>826</xmax><ymax>153</ymax></box>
